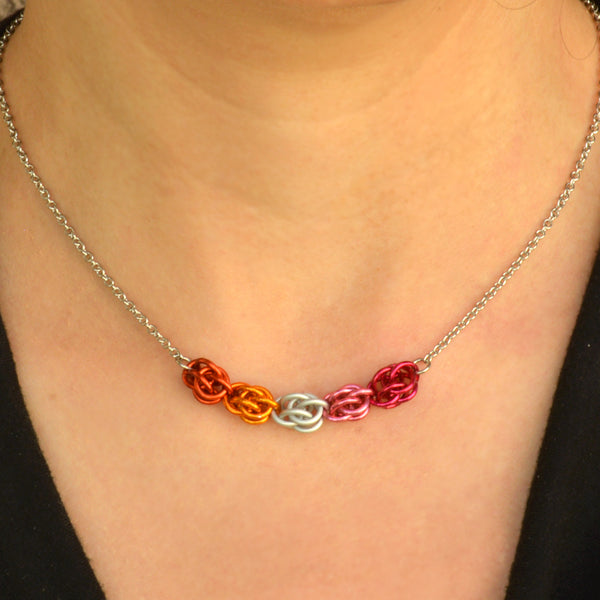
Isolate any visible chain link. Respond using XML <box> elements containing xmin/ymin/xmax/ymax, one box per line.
<box><xmin>1</xmin><ymin>4</ymin><xmax>600</xmax><ymax>373</ymax></box>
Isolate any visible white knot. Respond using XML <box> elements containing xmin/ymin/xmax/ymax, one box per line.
<box><xmin>272</xmin><ymin>393</ymin><xmax>329</xmax><ymax>433</ymax></box>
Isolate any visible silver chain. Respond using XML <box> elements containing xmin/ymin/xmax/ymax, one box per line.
<box><xmin>414</xmin><ymin>0</ymin><xmax>600</xmax><ymax>373</ymax></box>
<box><xmin>0</xmin><ymin>11</ymin><xmax>190</xmax><ymax>367</ymax></box>
<box><xmin>1</xmin><ymin>3</ymin><xmax>600</xmax><ymax>375</ymax></box>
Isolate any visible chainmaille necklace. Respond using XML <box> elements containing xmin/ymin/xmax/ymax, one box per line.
<box><xmin>1</xmin><ymin>5</ymin><xmax>600</xmax><ymax>433</ymax></box>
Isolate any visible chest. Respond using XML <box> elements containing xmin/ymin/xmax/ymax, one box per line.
<box><xmin>1</xmin><ymin>146</ymin><xmax>599</xmax><ymax>600</ymax></box>
<box><xmin>7</xmin><ymin>315</ymin><xmax>575</xmax><ymax>600</ymax></box>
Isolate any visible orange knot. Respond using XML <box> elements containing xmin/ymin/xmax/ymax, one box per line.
<box><xmin>182</xmin><ymin>358</ymin><xmax>232</xmax><ymax>405</ymax></box>
<box><xmin>224</xmin><ymin>383</ymin><xmax>278</xmax><ymax>424</ymax></box>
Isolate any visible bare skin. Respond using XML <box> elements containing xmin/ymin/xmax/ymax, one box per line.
<box><xmin>1</xmin><ymin>0</ymin><xmax>600</xmax><ymax>598</ymax></box>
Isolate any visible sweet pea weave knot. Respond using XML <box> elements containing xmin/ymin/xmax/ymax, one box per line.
<box><xmin>324</xmin><ymin>384</ymin><xmax>373</xmax><ymax>421</ymax></box>
<box><xmin>183</xmin><ymin>358</ymin><xmax>232</xmax><ymax>404</ymax></box>
<box><xmin>224</xmin><ymin>383</ymin><xmax>278</xmax><ymax>424</ymax></box>
<box><xmin>368</xmin><ymin>362</ymin><xmax>419</xmax><ymax>408</ymax></box>
<box><xmin>272</xmin><ymin>393</ymin><xmax>329</xmax><ymax>433</ymax></box>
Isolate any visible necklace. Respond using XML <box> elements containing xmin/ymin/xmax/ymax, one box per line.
<box><xmin>1</xmin><ymin>5</ymin><xmax>600</xmax><ymax>433</ymax></box>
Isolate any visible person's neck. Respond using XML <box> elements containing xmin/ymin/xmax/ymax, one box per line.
<box><xmin>7</xmin><ymin>0</ymin><xmax>594</xmax><ymax>222</ymax></box>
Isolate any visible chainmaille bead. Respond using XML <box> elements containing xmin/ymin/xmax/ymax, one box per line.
<box><xmin>369</xmin><ymin>361</ymin><xmax>419</xmax><ymax>409</ymax></box>
<box><xmin>324</xmin><ymin>384</ymin><xmax>372</xmax><ymax>422</ymax></box>
<box><xmin>272</xmin><ymin>393</ymin><xmax>329</xmax><ymax>433</ymax></box>
<box><xmin>224</xmin><ymin>383</ymin><xmax>278</xmax><ymax>424</ymax></box>
<box><xmin>182</xmin><ymin>358</ymin><xmax>232</xmax><ymax>405</ymax></box>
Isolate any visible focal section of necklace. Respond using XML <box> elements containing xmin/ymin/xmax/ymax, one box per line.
<box><xmin>182</xmin><ymin>357</ymin><xmax>420</xmax><ymax>432</ymax></box>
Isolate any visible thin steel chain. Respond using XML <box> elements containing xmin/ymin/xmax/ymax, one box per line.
<box><xmin>1</xmin><ymin>3</ymin><xmax>599</xmax><ymax>375</ymax></box>
<box><xmin>414</xmin><ymin>0</ymin><xmax>600</xmax><ymax>372</ymax></box>
<box><xmin>0</xmin><ymin>11</ymin><xmax>190</xmax><ymax>367</ymax></box>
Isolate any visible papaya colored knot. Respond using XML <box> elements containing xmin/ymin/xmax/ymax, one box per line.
<box><xmin>224</xmin><ymin>383</ymin><xmax>278</xmax><ymax>424</ymax></box>
<box><xmin>272</xmin><ymin>393</ymin><xmax>329</xmax><ymax>433</ymax></box>
<box><xmin>324</xmin><ymin>384</ymin><xmax>373</xmax><ymax>422</ymax></box>
<box><xmin>182</xmin><ymin>358</ymin><xmax>232</xmax><ymax>405</ymax></box>
<box><xmin>368</xmin><ymin>361</ymin><xmax>419</xmax><ymax>409</ymax></box>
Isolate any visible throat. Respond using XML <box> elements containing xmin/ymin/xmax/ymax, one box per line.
<box><xmin>4</xmin><ymin>0</ymin><xmax>588</xmax><ymax>225</ymax></box>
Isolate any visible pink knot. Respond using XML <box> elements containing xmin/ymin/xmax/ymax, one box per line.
<box><xmin>368</xmin><ymin>361</ymin><xmax>419</xmax><ymax>409</ymax></box>
<box><xmin>324</xmin><ymin>384</ymin><xmax>373</xmax><ymax>422</ymax></box>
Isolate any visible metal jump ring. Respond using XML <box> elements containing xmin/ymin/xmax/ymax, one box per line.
<box><xmin>414</xmin><ymin>358</ymin><xmax>431</xmax><ymax>375</ymax></box>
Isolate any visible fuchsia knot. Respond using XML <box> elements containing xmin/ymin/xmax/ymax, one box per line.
<box><xmin>368</xmin><ymin>361</ymin><xmax>419</xmax><ymax>409</ymax></box>
<box><xmin>324</xmin><ymin>384</ymin><xmax>373</xmax><ymax>422</ymax></box>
